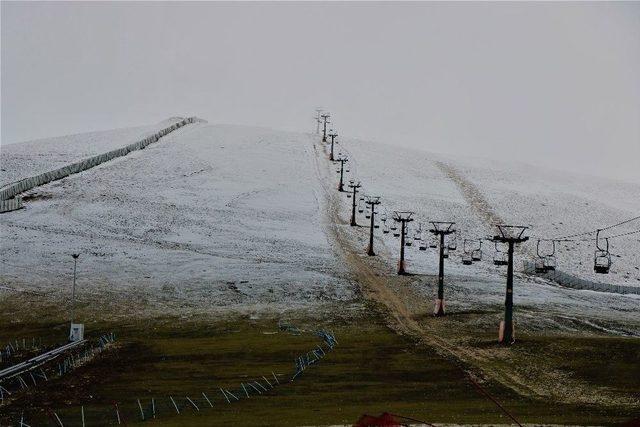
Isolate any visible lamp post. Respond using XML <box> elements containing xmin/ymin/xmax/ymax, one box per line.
<box><xmin>71</xmin><ymin>253</ymin><xmax>79</xmax><ymax>325</ymax></box>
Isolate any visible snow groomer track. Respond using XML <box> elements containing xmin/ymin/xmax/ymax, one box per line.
<box><xmin>0</xmin><ymin>116</ymin><xmax>203</xmax><ymax>213</ymax></box>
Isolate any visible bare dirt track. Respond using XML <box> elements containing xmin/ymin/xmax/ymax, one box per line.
<box><xmin>310</xmin><ymin>138</ymin><xmax>640</xmax><ymax>412</ymax></box>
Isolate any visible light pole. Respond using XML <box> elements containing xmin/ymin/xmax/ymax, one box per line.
<box><xmin>429</xmin><ymin>221</ymin><xmax>455</xmax><ymax>316</ymax></box>
<box><xmin>393</xmin><ymin>212</ymin><xmax>414</xmax><ymax>275</ymax></box>
<box><xmin>493</xmin><ymin>225</ymin><xmax>529</xmax><ymax>345</ymax></box>
<box><xmin>71</xmin><ymin>253</ymin><xmax>79</xmax><ymax>325</ymax></box>
<box><xmin>328</xmin><ymin>131</ymin><xmax>338</xmax><ymax>161</ymax></box>
<box><xmin>335</xmin><ymin>156</ymin><xmax>348</xmax><ymax>192</ymax></box>
<box><xmin>365</xmin><ymin>196</ymin><xmax>381</xmax><ymax>256</ymax></box>
<box><xmin>348</xmin><ymin>181</ymin><xmax>362</xmax><ymax>226</ymax></box>
<box><xmin>321</xmin><ymin>114</ymin><xmax>330</xmax><ymax>142</ymax></box>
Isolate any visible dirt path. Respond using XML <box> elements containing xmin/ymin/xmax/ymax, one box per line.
<box><xmin>309</xmin><ymin>139</ymin><xmax>640</xmax><ymax>410</ymax></box>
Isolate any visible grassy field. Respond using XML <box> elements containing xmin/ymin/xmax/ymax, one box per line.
<box><xmin>2</xmin><ymin>305</ymin><xmax>639</xmax><ymax>426</ymax></box>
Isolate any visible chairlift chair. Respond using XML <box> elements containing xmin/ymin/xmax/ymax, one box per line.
<box><xmin>593</xmin><ymin>231</ymin><xmax>612</xmax><ymax>274</ymax></box>
<box><xmin>544</xmin><ymin>255</ymin><xmax>557</xmax><ymax>271</ymax></box>
<box><xmin>419</xmin><ymin>239</ymin><xmax>427</xmax><ymax>250</ymax></box>
<box><xmin>471</xmin><ymin>240</ymin><xmax>483</xmax><ymax>261</ymax></box>
<box><xmin>413</xmin><ymin>223</ymin><xmax>422</xmax><ymax>241</ymax></box>
<box><xmin>493</xmin><ymin>242</ymin><xmax>508</xmax><ymax>266</ymax></box>
<box><xmin>594</xmin><ymin>251</ymin><xmax>611</xmax><ymax>274</ymax></box>
<box><xmin>383</xmin><ymin>223</ymin><xmax>390</xmax><ymax>234</ymax></box>
<box><xmin>462</xmin><ymin>239</ymin><xmax>474</xmax><ymax>265</ymax></box>
<box><xmin>535</xmin><ymin>240</ymin><xmax>556</xmax><ymax>273</ymax></box>
<box><xmin>404</xmin><ymin>226</ymin><xmax>412</xmax><ymax>246</ymax></box>
<box><xmin>543</xmin><ymin>240</ymin><xmax>557</xmax><ymax>271</ymax></box>
<box><xmin>447</xmin><ymin>231</ymin><xmax>458</xmax><ymax>251</ymax></box>
<box><xmin>429</xmin><ymin>237</ymin><xmax>438</xmax><ymax>249</ymax></box>
<box><xmin>443</xmin><ymin>246</ymin><xmax>449</xmax><ymax>259</ymax></box>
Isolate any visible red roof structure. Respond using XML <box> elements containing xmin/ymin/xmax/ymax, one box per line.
<box><xmin>354</xmin><ymin>412</ymin><xmax>406</xmax><ymax>427</ymax></box>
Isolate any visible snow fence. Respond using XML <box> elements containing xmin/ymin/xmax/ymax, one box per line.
<box><xmin>0</xmin><ymin>117</ymin><xmax>201</xmax><ymax>213</ymax></box>
<box><xmin>523</xmin><ymin>261</ymin><xmax>640</xmax><ymax>295</ymax></box>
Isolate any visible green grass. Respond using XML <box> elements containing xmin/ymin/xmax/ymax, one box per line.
<box><xmin>2</xmin><ymin>312</ymin><xmax>639</xmax><ymax>426</ymax></box>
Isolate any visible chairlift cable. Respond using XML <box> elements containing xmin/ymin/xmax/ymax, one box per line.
<box><xmin>604</xmin><ymin>228</ymin><xmax>640</xmax><ymax>240</ymax></box>
<box><xmin>544</xmin><ymin>214</ymin><xmax>640</xmax><ymax>241</ymax></box>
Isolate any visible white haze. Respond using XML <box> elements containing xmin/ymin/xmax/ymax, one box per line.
<box><xmin>1</xmin><ymin>1</ymin><xmax>639</xmax><ymax>183</ymax></box>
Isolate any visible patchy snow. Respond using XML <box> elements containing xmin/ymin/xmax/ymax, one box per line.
<box><xmin>329</xmin><ymin>136</ymin><xmax>640</xmax><ymax>288</ymax></box>
<box><xmin>1</xmin><ymin>119</ymin><xmax>638</xmax><ymax>321</ymax></box>
<box><xmin>0</xmin><ymin>118</ymin><xmax>184</xmax><ymax>187</ymax></box>
<box><xmin>0</xmin><ymin>123</ymin><xmax>357</xmax><ymax>312</ymax></box>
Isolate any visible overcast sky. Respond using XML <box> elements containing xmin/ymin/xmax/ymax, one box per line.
<box><xmin>2</xmin><ymin>1</ymin><xmax>639</xmax><ymax>183</ymax></box>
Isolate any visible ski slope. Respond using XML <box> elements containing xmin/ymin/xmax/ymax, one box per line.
<box><xmin>330</xmin><ymin>136</ymin><xmax>640</xmax><ymax>288</ymax></box>
<box><xmin>0</xmin><ymin>122</ymin><xmax>356</xmax><ymax>314</ymax></box>
<box><xmin>0</xmin><ymin>119</ymin><xmax>638</xmax><ymax>320</ymax></box>
<box><xmin>0</xmin><ymin>118</ymin><xmax>185</xmax><ymax>186</ymax></box>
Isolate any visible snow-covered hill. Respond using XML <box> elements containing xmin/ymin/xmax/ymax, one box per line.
<box><xmin>0</xmin><ymin>122</ymin><xmax>356</xmax><ymax>313</ymax></box>
<box><xmin>0</xmin><ymin>119</ymin><xmax>638</xmax><ymax>319</ymax></box>
<box><xmin>0</xmin><ymin>118</ymin><xmax>185</xmax><ymax>186</ymax></box>
<box><xmin>332</xmin><ymin>136</ymin><xmax>640</xmax><ymax>287</ymax></box>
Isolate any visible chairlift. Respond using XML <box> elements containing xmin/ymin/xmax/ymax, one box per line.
<box><xmin>429</xmin><ymin>236</ymin><xmax>438</xmax><ymax>249</ymax></box>
<box><xmin>594</xmin><ymin>231</ymin><xmax>612</xmax><ymax>274</ymax></box>
<box><xmin>383</xmin><ymin>223</ymin><xmax>390</xmax><ymax>234</ymax></box>
<box><xmin>535</xmin><ymin>240</ymin><xmax>556</xmax><ymax>273</ymax></box>
<box><xmin>461</xmin><ymin>240</ymin><xmax>474</xmax><ymax>264</ymax></box>
<box><xmin>443</xmin><ymin>246</ymin><xmax>449</xmax><ymax>259</ymax></box>
<box><xmin>419</xmin><ymin>239</ymin><xmax>427</xmax><ymax>251</ymax></box>
<box><xmin>447</xmin><ymin>231</ymin><xmax>458</xmax><ymax>251</ymax></box>
<box><xmin>544</xmin><ymin>255</ymin><xmax>557</xmax><ymax>271</ymax></box>
<box><xmin>493</xmin><ymin>242</ymin><xmax>508</xmax><ymax>266</ymax></box>
<box><xmin>393</xmin><ymin>228</ymin><xmax>400</xmax><ymax>237</ymax></box>
<box><xmin>461</xmin><ymin>239</ymin><xmax>474</xmax><ymax>265</ymax></box>
<box><xmin>544</xmin><ymin>240</ymin><xmax>557</xmax><ymax>271</ymax></box>
<box><xmin>471</xmin><ymin>240</ymin><xmax>483</xmax><ymax>261</ymax></box>
<box><xmin>414</xmin><ymin>223</ymin><xmax>422</xmax><ymax>241</ymax></box>
<box><xmin>403</xmin><ymin>227</ymin><xmax>411</xmax><ymax>245</ymax></box>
